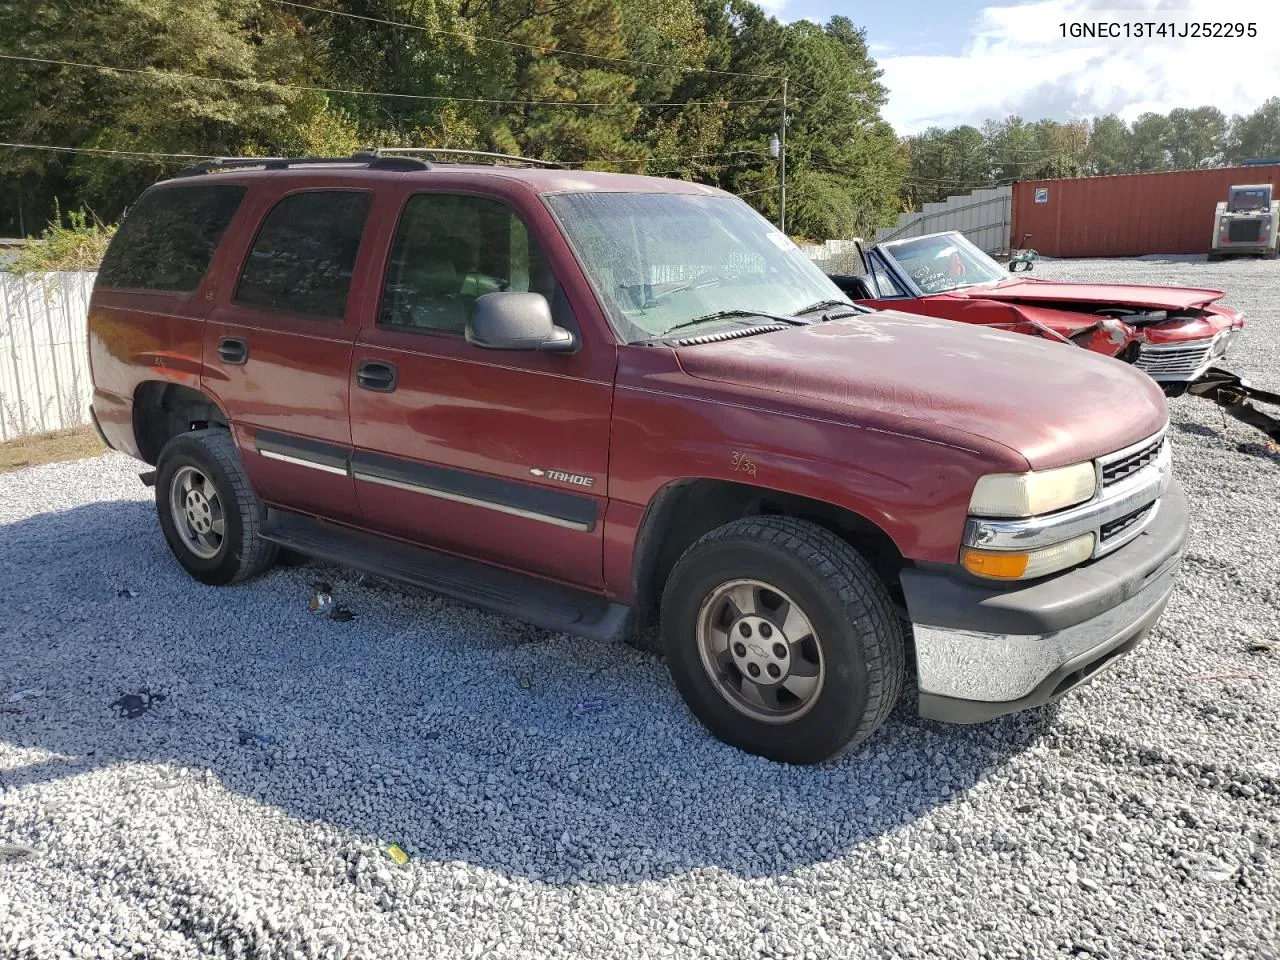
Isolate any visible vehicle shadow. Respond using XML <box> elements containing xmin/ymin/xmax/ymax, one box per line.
<box><xmin>1</xmin><ymin>500</ymin><xmax>1056</xmax><ymax>884</ymax></box>
<box><xmin>1175</xmin><ymin>421</ymin><xmax>1219</xmax><ymax>438</ymax></box>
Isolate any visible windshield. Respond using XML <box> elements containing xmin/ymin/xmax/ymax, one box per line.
<box><xmin>544</xmin><ymin>192</ymin><xmax>849</xmax><ymax>341</ymax></box>
<box><xmin>879</xmin><ymin>232</ymin><xmax>1007</xmax><ymax>294</ymax></box>
<box><xmin>1228</xmin><ymin>187</ymin><xmax>1271</xmax><ymax>212</ymax></box>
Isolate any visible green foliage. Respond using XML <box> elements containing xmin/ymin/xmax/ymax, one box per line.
<box><xmin>1224</xmin><ymin>97</ymin><xmax>1280</xmax><ymax>163</ymax></box>
<box><xmin>12</xmin><ymin>0</ymin><xmax>1270</xmax><ymax>239</ymax></box>
<box><xmin>8</xmin><ymin>202</ymin><xmax>116</xmax><ymax>274</ymax></box>
<box><xmin>0</xmin><ymin>0</ymin><xmax>902</xmax><ymax>241</ymax></box>
<box><xmin>903</xmin><ymin>100</ymin><xmax>1279</xmax><ymax>208</ymax></box>
<box><xmin>1085</xmin><ymin>115</ymin><xmax>1128</xmax><ymax>176</ymax></box>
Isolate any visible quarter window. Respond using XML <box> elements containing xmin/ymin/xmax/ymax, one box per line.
<box><xmin>235</xmin><ymin>191</ymin><xmax>371</xmax><ymax>319</ymax></box>
<box><xmin>97</xmin><ymin>184</ymin><xmax>246</xmax><ymax>292</ymax></box>
<box><xmin>868</xmin><ymin>256</ymin><xmax>907</xmax><ymax>297</ymax></box>
<box><xmin>380</xmin><ymin>194</ymin><xmax>564</xmax><ymax>335</ymax></box>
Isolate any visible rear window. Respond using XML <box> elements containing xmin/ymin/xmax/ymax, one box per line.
<box><xmin>97</xmin><ymin>184</ymin><xmax>247</xmax><ymax>292</ymax></box>
<box><xmin>234</xmin><ymin>190</ymin><xmax>371</xmax><ymax>319</ymax></box>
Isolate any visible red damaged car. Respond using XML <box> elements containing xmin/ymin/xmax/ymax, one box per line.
<box><xmin>828</xmin><ymin>231</ymin><xmax>1245</xmax><ymax>395</ymax></box>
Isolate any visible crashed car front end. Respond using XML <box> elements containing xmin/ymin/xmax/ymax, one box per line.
<box><xmin>839</xmin><ymin>231</ymin><xmax>1277</xmax><ymax>439</ymax></box>
<box><xmin>1006</xmin><ymin>302</ymin><xmax>1246</xmax><ymax>386</ymax></box>
<box><xmin>1131</xmin><ymin>309</ymin><xmax>1244</xmax><ymax>384</ymax></box>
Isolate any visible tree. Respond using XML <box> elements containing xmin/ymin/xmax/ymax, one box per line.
<box><xmin>982</xmin><ymin>117</ymin><xmax>1040</xmax><ymax>183</ymax></box>
<box><xmin>0</xmin><ymin>0</ymin><xmax>357</xmax><ymax>231</ymax></box>
<box><xmin>664</xmin><ymin>3</ymin><xmax>902</xmax><ymax>238</ymax></box>
<box><xmin>1166</xmin><ymin>106</ymin><xmax>1227</xmax><ymax>169</ymax></box>
<box><xmin>1225</xmin><ymin>97</ymin><xmax>1280</xmax><ymax>164</ymax></box>
<box><xmin>0</xmin><ymin>0</ymin><xmax>905</xmax><ymax>239</ymax></box>
<box><xmin>1128</xmin><ymin>113</ymin><xmax>1173</xmax><ymax>172</ymax></box>
<box><xmin>1086</xmin><ymin>114</ymin><xmax>1130</xmax><ymax>175</ymax></box>
<box><xmin>901</xmin><ymin>125</ymin><xmax>988</xmax><ymax>205</ymax></box>
<box><xmin>1028</xmin><ymin>118</ymin><xmax>1087</xmax><ymax>179</ymax></box>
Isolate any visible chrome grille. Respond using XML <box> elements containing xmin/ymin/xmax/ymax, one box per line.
<box><xmin>1101</xmin><ymin>436</ymin><xmax>1164</xmax><ymax>488</ymax></box>
<box><xmin>1100</xmin><ymin>502</ymin><xmax>1155</xmax><ymax>543</ymax></box>
<box><xmin>1133</xmin><ymin>341</ymin><xmax>1214</xmax><ymax>379</ymax></box>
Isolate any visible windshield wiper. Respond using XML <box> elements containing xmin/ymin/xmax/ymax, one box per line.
<box><xmin>791</xmin><ymin>298</ymin><xmax>872</xmax><ymax>319</ymax></box>
<box><xmin>655</xmin><ymin>309</ymin><xmax>809</xmax><ymax>341</ymax></box>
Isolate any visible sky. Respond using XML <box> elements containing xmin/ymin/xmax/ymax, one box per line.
<box><xmin>761</xmin><ymin>0</ymin><xmax>1280</xmax><ymax>135</ymax></box>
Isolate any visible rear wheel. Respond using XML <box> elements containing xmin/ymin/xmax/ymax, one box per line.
<box><xmin>155</xmin><ymin>428</ymin><xmax>277</xmax><ymax>585</ymax></box>
<box><xmin>661</xmin><ymin>516</ymin><xmax>905</xmax><ymax>764</ymax></box>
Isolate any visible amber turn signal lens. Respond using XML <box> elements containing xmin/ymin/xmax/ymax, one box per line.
<box><xmin>961</xmin><ymin>548</ymin><xmax>1030</xmax><ymax>580</ymax></box>
<box><xmin>961</xmin><ymin>533</ymin><xmax>1095</xmax><ymax>581</ymax></box>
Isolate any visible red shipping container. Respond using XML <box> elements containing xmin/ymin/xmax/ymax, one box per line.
<box><xmin>1012</xmin><ymin>165</ymin><xmax>1280</xmax><ymax>258</ymax></box>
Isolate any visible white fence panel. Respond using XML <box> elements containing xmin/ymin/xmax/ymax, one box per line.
<box><xmin>0</xmin><ymin>271</ymin><xmax>97</xmax><ymax>441</ymax></box>
<box><xmin>874</xmin><ymin>185</ymin><xmax>1013</xmax><ymax>255</ymax></box>
<box><xmin>799</xmin><ymin>238</ymin><xmax>866</xmax><ymax>274</ymax></box>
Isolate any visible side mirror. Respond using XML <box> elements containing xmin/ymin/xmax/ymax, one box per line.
<box><xmin>466</xmin><ymin>292</ymin><xmax>577</xmax><ymax>353</ymax></box>
<box><xmin>1009</xmin><ymin>259</ymin><xmax>1035</xmax><ymax>273</ymax></box>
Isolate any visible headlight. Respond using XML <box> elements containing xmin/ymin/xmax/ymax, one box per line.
<box><xmin>968</xmin><ymin>462</ymin><xmax>1097</xmax><ymax>518</ymax></box>
<box><xmin>962</xmin><ymin>533</ymin><xmax>1096</xmax><ymax>581</ymax></box>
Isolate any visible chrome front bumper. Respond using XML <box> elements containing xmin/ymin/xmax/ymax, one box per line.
<box><xmin>1135</xmin><ymin>330</ymin><xmax>1237</xmax><ymax>383</ymax></box>
<box><xmin>905</xmin><ymin>479</ymin><xmax>1189</xmax><ymax>723</ymax></box>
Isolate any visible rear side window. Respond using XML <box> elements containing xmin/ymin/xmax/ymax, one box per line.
<box><xmin>97</xmin><ymin>184</ymin><xmax>246</xmax><ymax>292</ymax></box>
<box><xmin>235</xmin><ymin>191</ymin><xmax>371</xmax><ymax>319</ymax></box>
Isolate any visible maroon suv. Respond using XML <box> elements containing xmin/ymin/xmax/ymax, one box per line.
<box><xmin>87</xmin><ymin>150</ymin><xmax>1188</xmax><ymax>763</ymax></box>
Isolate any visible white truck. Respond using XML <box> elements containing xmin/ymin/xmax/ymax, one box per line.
<box><xmin>1209</xmin><ymin>183</ymin><xmax>1279</xmax><ymax>260</ymax></box>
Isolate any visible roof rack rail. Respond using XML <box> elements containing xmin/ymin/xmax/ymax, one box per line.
<box><xmin>367</xmin><ymin>147</ymin><xmax>564</xmax><ymax>169</ymax></box>
<box><xmin>172</xmin><ymin>152</ymin><xmax>430</xmax><ymax>178</ymax></box>
<box><xmin>169</xmin><ymin>146</ymin><xmax>560</xmax><ymax>179</ymax></box>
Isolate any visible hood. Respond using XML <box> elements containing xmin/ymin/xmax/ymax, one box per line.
<box><xmin>675</xmin><ymin>312</ymin><xmax>1168</xmax><ymax>470</ymax></box>
<box><xmin>952</xmin><ymin>278</ymin><xmax>1223</xmax><ymax>311</ymax></box>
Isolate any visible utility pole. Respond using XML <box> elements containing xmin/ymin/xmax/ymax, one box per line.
<box><xmin>780</xmin><ymin>77</ymin><xmax>787</xmax><ymax>235</ymax></box>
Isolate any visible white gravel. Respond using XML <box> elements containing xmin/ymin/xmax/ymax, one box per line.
<box><xmin>3</xmin><ymin>258</ymin><xmax>1279</xmax><ymax>959</ymax></box>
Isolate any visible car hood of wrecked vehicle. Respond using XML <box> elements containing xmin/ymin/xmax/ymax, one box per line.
<box><xmin>943</xmin><ymin>278</ymin><xmax>1225</xmax><ymax>312</ymax></box>
<box><xmin>673</xmin><ymin>310</ymin><xmax>1168</xmax><ymax>471</ymax></box>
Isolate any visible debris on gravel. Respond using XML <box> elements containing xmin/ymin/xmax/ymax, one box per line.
<box><xmin>1</xmin><ymin>258</ymin><xmax>1277</xmax><ymax>959</ymax></box>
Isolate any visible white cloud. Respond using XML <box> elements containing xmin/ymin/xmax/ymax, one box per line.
<box><xmin>880</xmin><ymin>0</ymin><xmax>1280</xmax><ymax>133</ymax></box>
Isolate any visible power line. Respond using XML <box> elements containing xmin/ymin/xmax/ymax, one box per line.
<box><xmin>904</xmin><ymin>128</ymin><xmax>1078</xmax><ymax>160</ymax></box>
<box><xmin>3</xmin><ymin>141</ymin><xmax>777</xmax><ymax>222</ymax></box>
<box><xmin>564</xmin><ymin>149</ymin><xmax>769</xmax><ymax>168</ymax></box>
<box><xmin>275</xmin><ymin>0</ymin><xmax>785</xmax><ymax>83</ymax></box>
<box><xmin>1</xmin><ymin>141</ymin><xmax>215</xmax><ymax>161</ymax></box>
<box><xmin>0</xmin><ymin>141</ymin><xmax>770</xmax><ymax>177</ymax></box>
<box><xmin>0</xmin><ymin>53</ymin><xmax>780</xmax><ymax>110</ymax></box>
<box><xmin>899</xmin><ymin>172</ymin><xmax>1023</xmax><ymax>187</ymax></box>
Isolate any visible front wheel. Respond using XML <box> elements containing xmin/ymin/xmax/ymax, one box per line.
<box><xmin>155</xmin><ymin>428</ymin><xmax>277</xmax><ymax>585</ymax></box>
<box><xmin>660</xmin><ymin>516</ymin><xmax>905</xmax><ymax>764</ymax></box>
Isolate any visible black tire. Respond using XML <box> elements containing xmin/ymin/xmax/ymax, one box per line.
<box><xmin>155</xmin><ymin>428</ymin><xmax>278</xmax><ymax>585</ymax></box>
<box><xmin>660</xmin><ymin>516</ymin><xmax>905</xmax><ymax>764</ymax></box>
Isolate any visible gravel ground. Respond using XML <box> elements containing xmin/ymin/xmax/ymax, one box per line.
<box><xmin>2</xmin><ymin>258</ymin><xmax>1279</xmax><ymax>960</ymax></box>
